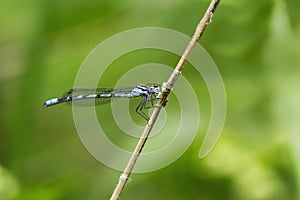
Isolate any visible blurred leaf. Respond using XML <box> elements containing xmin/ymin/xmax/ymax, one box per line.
<box><xmin>0</xmin><ymin>165</ymin><xmax>20</xmax><ymax>199</ymax></box>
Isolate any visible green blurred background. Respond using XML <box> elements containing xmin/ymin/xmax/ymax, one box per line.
<box><xmin>1</xmin><ymin>0</ymin><xmax>300</xmax><ymax>199</ymax></box>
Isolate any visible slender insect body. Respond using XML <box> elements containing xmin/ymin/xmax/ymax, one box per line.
<box><xmin>44</xmin><ymin>84</ymin><xmax>161</xmax><ymax>120</ymax></box>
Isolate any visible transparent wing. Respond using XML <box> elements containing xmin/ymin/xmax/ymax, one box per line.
<box><xmin>44</xmin><ymin>87</ymin><xmax>137</xmax><ymax>107</ymax></box>
<box><xmin>61</xmin><ymin>88</ymin><xmax>112</xmax><ymax>106</ymax></box>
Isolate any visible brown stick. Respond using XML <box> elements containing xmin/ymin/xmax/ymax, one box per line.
<box><xmin>110</xmin><ymin>0</ymin><xmax>220</xmax><ymax>199</ymax></box>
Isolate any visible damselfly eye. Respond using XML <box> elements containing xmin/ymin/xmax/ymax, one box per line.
<box><xmin>154</xmin><ymin>87</ymin><xmax>160</xmax><ymax>93</ymax></box>
<box><xmin>149</xmin><ymin>86</ymin><xmax>159</xmax><ymax>93</ymax></box>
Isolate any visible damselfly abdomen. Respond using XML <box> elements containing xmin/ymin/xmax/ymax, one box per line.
<box><xmin>44</xmin><ymin>84</ymin><xmax>161</xmax><ymax>120</ymax></box>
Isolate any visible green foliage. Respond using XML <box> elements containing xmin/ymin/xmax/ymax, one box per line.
<box><xmin>0</xmin><ymin>0</ymin><xmax>299</xmax><ymax>199</ymax></box>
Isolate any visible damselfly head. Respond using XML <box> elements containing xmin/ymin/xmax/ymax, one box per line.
<box><xmin>148</xmin><ymin>85</ymin><xmax>160</xmax><ymax>94</ymax></box>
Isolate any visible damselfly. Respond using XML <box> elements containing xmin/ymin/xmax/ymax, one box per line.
<box><xmin>44</xmin><ymin>84</ymin><xmax>161</xmax><ymax>120</ymax></box>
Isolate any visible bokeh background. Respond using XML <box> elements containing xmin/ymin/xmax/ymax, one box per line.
<box><xmin>1</xmin><ymin>0</ymin><xmax>300</xmax><ymax>199</ymax></box>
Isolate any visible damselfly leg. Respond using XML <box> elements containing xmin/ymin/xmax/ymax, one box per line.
<box><xmin>135</xmin><ymin>93</ymin><xmax>159</xmax><ymax>120</ymax></box>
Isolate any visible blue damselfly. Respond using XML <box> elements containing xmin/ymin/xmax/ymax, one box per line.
<box><xmin>44</xmin><ymin>84</ymin><xmax>161</xmax><ymax>120</ymax></box>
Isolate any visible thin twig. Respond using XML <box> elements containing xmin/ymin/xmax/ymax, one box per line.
<box><xmin>110</xmin><ymin>0</ymin><xmax>220</xmax><ymax>199</ymax></box>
